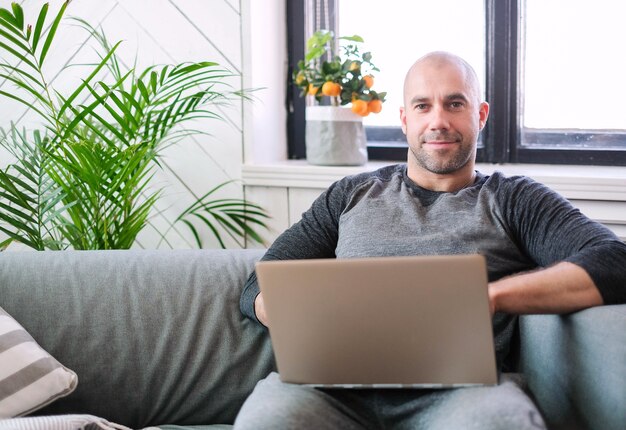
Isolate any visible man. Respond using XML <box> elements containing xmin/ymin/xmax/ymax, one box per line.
<box><xmin>235</xmin><ymin>52</ymin><xmax>626</xmax><ymax>429</ymax></box>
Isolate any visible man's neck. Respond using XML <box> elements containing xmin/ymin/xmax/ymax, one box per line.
<box><xmin>406</xmin><ymin>164</ymin><xmax>477</xmax><ymax>192</ymax></box>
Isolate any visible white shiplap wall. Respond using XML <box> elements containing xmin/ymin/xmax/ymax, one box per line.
<box><xmin>0</xmin><ymin>0</ymin><xmax>254</xmax><ymax>249</ymax></box>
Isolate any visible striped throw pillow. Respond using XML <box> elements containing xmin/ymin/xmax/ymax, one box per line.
<box><xmin>0</xmin><ymin>306</ymin><xmax>78</xmax><ymax>418</ymax></box>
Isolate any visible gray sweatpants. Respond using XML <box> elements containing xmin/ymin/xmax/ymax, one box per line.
<box><xmin>234</xmin><ymin>372</ymin><xmax>546</xmax><ymax>430</ymax></box>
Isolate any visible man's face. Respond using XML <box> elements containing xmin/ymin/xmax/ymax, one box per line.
<box><xmin>400</xmin><ymin>60</ymin><xmax>489</xmax><ymax>175</ymax></box>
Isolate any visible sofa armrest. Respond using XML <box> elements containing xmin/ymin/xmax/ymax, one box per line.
<box><xmin>519</xmin><ymin>305</ymin><xmax>626</xmax><ymax>430</ymax></box>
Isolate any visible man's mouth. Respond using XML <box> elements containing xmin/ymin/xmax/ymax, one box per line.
<box><xmin>423</xmin><ymin>140</ymin><xmax>458</xmax><ymax>148</ymax></box>
<box><xmin>422</xmin><ymin>133</ymin><xmax>461</xmax><ymax>147</ymax></box>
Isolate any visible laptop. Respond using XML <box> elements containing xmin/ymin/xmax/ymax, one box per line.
<box><xmin>255</xmin><ymin>254</ymin><xmax>498</xmax><ymax>388</ymax></box>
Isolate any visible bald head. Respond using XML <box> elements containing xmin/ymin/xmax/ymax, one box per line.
<box><xmin>403</xmin><ymin>52</ymin><xmax>482</xmax><ymax>107</ymax></box>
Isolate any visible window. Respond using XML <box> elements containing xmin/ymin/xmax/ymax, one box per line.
<box><xmin>287</xmin><ymin>0</ymin><xmax>626</xmax><ymax>165</ymax></box>
<box><xmin>517</xmin><ymin>0</ymin><xmax>626</xmax><ymax>163</ymax></box>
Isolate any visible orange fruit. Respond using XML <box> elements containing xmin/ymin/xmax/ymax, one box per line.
<box><xmin>351</xmin><ymin>99</ymin><xmax>369</xmax><ymax>116</ymax></box>
<box><xmin>349</xmin><ymin>61</ymin><xmax>360</xmax><ymax>72</ymax></box>
<box><xmin>368</xmin><ymin>99</ymin><xmax>383</xmax><ymax>113</ymax></box>
<box><xmin>321</xmin><ymin>81</ymin><xmax>342</xmax><ymax>97</ymax></box>
<box><xmin>363</xmin><ymin>75</ymin><xmax>374</xmax><ymax>89</ymax></box>
<box><xmin>307</xmin><ymin>84</ymin><xmax>319</xmax><ymax>95</ymax></box>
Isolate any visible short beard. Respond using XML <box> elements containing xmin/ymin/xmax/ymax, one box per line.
<box><xmin>410</xmin><ymin>143</ymin><xmax>474</xmax><ymax>174</ymax></box>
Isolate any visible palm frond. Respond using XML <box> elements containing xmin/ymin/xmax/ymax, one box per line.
<box><xmin>174</xmin><ymin>181</ymin><xmax>270</xmax><ymax>249</ymax></box>
<box><xmin>0</xmin><ymin>126</ymin><xmax>67</xmax><ymax>250</ymax></box>
<box><xmin>31</xmin><ymin>2</ymin><xmax>49</xmax><ymax>52</ymax></box>
<box><xmin>57</xmin><ymin>39</ymin><xmax>122</xmax><ymax>119</ymax></box>
<box><xmin>37</xmin><ymin>1</ymin><xmax>69</xmax><ymax>65</ymax></box>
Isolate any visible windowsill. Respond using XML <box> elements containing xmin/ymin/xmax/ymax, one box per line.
<box><xmin>242</xmin><ymin>160</ymin><xmax>626</xmax><ymax>201</ymax></box>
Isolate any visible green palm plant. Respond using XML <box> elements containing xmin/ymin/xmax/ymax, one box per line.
<box><xmin>0</xmin><ymin>2</ymin><xmax>268</xmax><ymax>250</ymax></box>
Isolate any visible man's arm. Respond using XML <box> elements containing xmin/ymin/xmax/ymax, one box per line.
<box><xmin>497</xmin><ymin>176</ymin><xmax>626</xmax><ymax>308</ymax></box>
<box><xmin>488</xmin><ymin>261</ymin><xmax>604</xmax><ymax>315</ymax></box>
<box><xmin>240</xmin><ymin>175</ymin><xmax>365</xmax><ymax>325</ymax></box>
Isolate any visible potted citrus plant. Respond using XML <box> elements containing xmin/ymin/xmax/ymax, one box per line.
<box><xmin>293</xmin><ymin>30</ymin><xmax>387</xmax><ymax>166</ymax></box>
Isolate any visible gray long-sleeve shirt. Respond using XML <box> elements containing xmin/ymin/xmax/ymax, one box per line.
<box><xmin>240</xmin><ymin>164</ymin><xmax>626</xmax><ymax>367</ymax></box>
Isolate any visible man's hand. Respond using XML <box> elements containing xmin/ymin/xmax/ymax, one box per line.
<box><xmin>488</xmin><ymin>262</ymin><xmax>603</xmax><ymax>315</ymax></box>
<box><xmin>254</xmin><ymin>292</ymin><xmax>269</xmax><ymax>327</ymax></box>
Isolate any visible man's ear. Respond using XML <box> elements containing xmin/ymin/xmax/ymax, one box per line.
<box><xmin>478</xmin><ymin>102</ymin><xmax>490</xmax><ymax>130</ymax></box>
<box><xmin>399</xmin><ymin>106</ymin><xmax>407</xmax><ymax>135</ymax></box>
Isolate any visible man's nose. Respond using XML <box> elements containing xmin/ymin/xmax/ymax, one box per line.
<box><xmin>429</xmin><ymin>105</ymin><xmax>450</xmax><ymax>130</ymax></box>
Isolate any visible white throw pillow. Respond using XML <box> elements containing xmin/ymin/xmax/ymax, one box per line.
<box><xmin>0</xmin><ymin>306</ymin><xmax>78</xmax><ymax>418</ymax></box>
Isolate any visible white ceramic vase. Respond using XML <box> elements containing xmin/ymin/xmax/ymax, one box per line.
<box><xmin>305</xmin><ymin>106</ymin><xmax>368</xmax><ymax>166</ymax></box>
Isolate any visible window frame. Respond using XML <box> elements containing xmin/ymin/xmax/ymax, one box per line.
<box><xmin>286</xmin><ymin>0</ymin><xmax>626</xmax><ymax>166</ymax></box>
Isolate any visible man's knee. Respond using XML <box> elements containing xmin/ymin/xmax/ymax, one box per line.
<box><xmin>234</xmin><ymin>373</ymin><xmax>366</xmax><ymax>430</ymax></box>
<box><xmin>422</xmin><ymin>376</ymin><xmax>546</xmax><ymax>430</ymax></box>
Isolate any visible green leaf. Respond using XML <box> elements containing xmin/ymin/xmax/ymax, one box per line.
<box><xmin>0</xmin><ymin>27</ymin><xmax>31</xmax><ymax>52</ymax></box>
<box><xmin>136</xmin><ymin>78</ymin><xmax>150</xmax><ymax>102</ymax></box>
<box><xmin>0</xmin><ymin>41</ymin><xmax>38</xmax><ymax>69</ymax></box>
<box><xmin>0</xmin><ymin>225</ymin><xmax>39</xmax><ymax>250</ymax></box>
<box><xmin>0</xmin><ymin>73</ymin><xmax>49</xmax><ymax>105</ymax></box>
<box><xmin>0</xmin><ymin>10</ymin><xmax>23</xmax><ymax>38</ymax></box>
<box><xmin>5</xmin><ymin>167</ymin><xmax>38</xmax><ymax>196</ymax></box>
<box><xmin>0</xmin><ymin>64</ymin><xmax>46</xmax><ymax>89</ymax></box>
<box><xmin>150</xmin><ymin>70</ymin><xmax>157</xmax><ymax>92</ymax></box>
<box><xmin>307</xmin><ymin>30</ymin><xmax>332</xmax><ymax>50</ymax></box>
<box><xmin>192</xmin><ymin>213</ymin><xmax>227</xmax><ymax>248</ymax></box>
<box><xmin>83</xmin><ymin>82</ymin><xmax>133</xmax><ymax>142</ymax></box>
<box><xmin>0</xmin><ymin>200</ymin><xmax>37</xmax><ymax>226</ymax></box>
<box><xmin>181</xmin><ymin>218</ymin><xmax>203</xmax><ymax>248</ymax></box>
<box><xmin>159</xmin><ymin>65</ymin><xmax>169</xmax><ymax>84</ymax></box>
<box><xmin>38</xmin><ymin>0</ymin><xmax>69</xmax><ymax>65</ymax></box>
<box><xmin>0</xmin><ymin>8</ymin><xmax>17</xmax><ymax>27</ymax></box>
<box><xmin>0</xmin><ymin>237</ymin><xmax>13</xmax><ymax>250</ymax></box>
<box><xmin>339</xmin><ymin>34</ymin><xmax>364</xmax><ymax>43</ymax></box>
<box><xmin>10</xmin><ymin>2</ymin><xmax>23</xmax><ymax>30</ymax></box>
<box><xmin>305</xmin><ymin>46</ymin><xmax>326</xmax><ymax>63</ymax></box>
<box><xmin>119</xmin><ymin>89</ymin><xmax>144</xmax><ymax>114</ymax></box>
<box><xmin>58</xmin><ymin>40</ymin><xmax>122</xmax><ymax>119</ymax></box>
<box><xmin>32</xmin><ymin>2</ymin><xmax>49</xmax><ymax>52</ymax></box>
<box><xmin>100</xmin><ymin>84</ymin><xmax>140</xmax><ymax>130</ymax></box>
<box><xmin>0</xmin><ymin>90</ymin><xmax>49</xmax><ymax>120</ymax></box>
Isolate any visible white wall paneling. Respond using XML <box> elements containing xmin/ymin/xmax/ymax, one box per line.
<box><xmin>288</xmin><ymin>188</ymin><xmax>324</xmax><ymax>226</ymax></box>
<box><xmin>243</xmin><ymin>185</ymin><xmax>289</xmax><ymax>249</ymax></box>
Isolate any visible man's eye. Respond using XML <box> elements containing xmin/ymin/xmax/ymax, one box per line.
<box><xmin>415</xmin><ymin>104</ymin><xmax>428</xmax><ymax>110</ymax></box>
<box><xmin>450</xmin><ymin>102</ymin><xmax>464</xmax><ymax>109</ymax></box>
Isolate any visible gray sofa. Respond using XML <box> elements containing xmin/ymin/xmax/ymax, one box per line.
<box><xmin>0</xmin><ymin>249</ymin><xmax>624</xmax><ymax>430</ymax></box>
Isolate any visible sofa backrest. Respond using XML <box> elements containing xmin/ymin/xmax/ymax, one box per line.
<box><xmin>0</xmin><ymin>249</ymin><xmax>274</xmax><ymax>428</ymax></box>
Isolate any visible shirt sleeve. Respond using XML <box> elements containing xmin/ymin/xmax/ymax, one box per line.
<box><xmin>496</xmin><ymin>175</ymin><xmax>626</xmax><ymax>305</ymax></box>
<box><xmin>239</xmin><ymin>177</ymin><xmax>356</xmax><ymax>323</ymax></box>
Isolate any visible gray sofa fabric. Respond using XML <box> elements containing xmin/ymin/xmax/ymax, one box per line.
<box><xmin>0</xmin><ymin>249</ymin><xmax>624</xmax><ymax>430</ymax></box>
<box><xmin>0</xmin><ymin>249</ymin><xmax>274</xmax><ymax>429</ymax></box>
